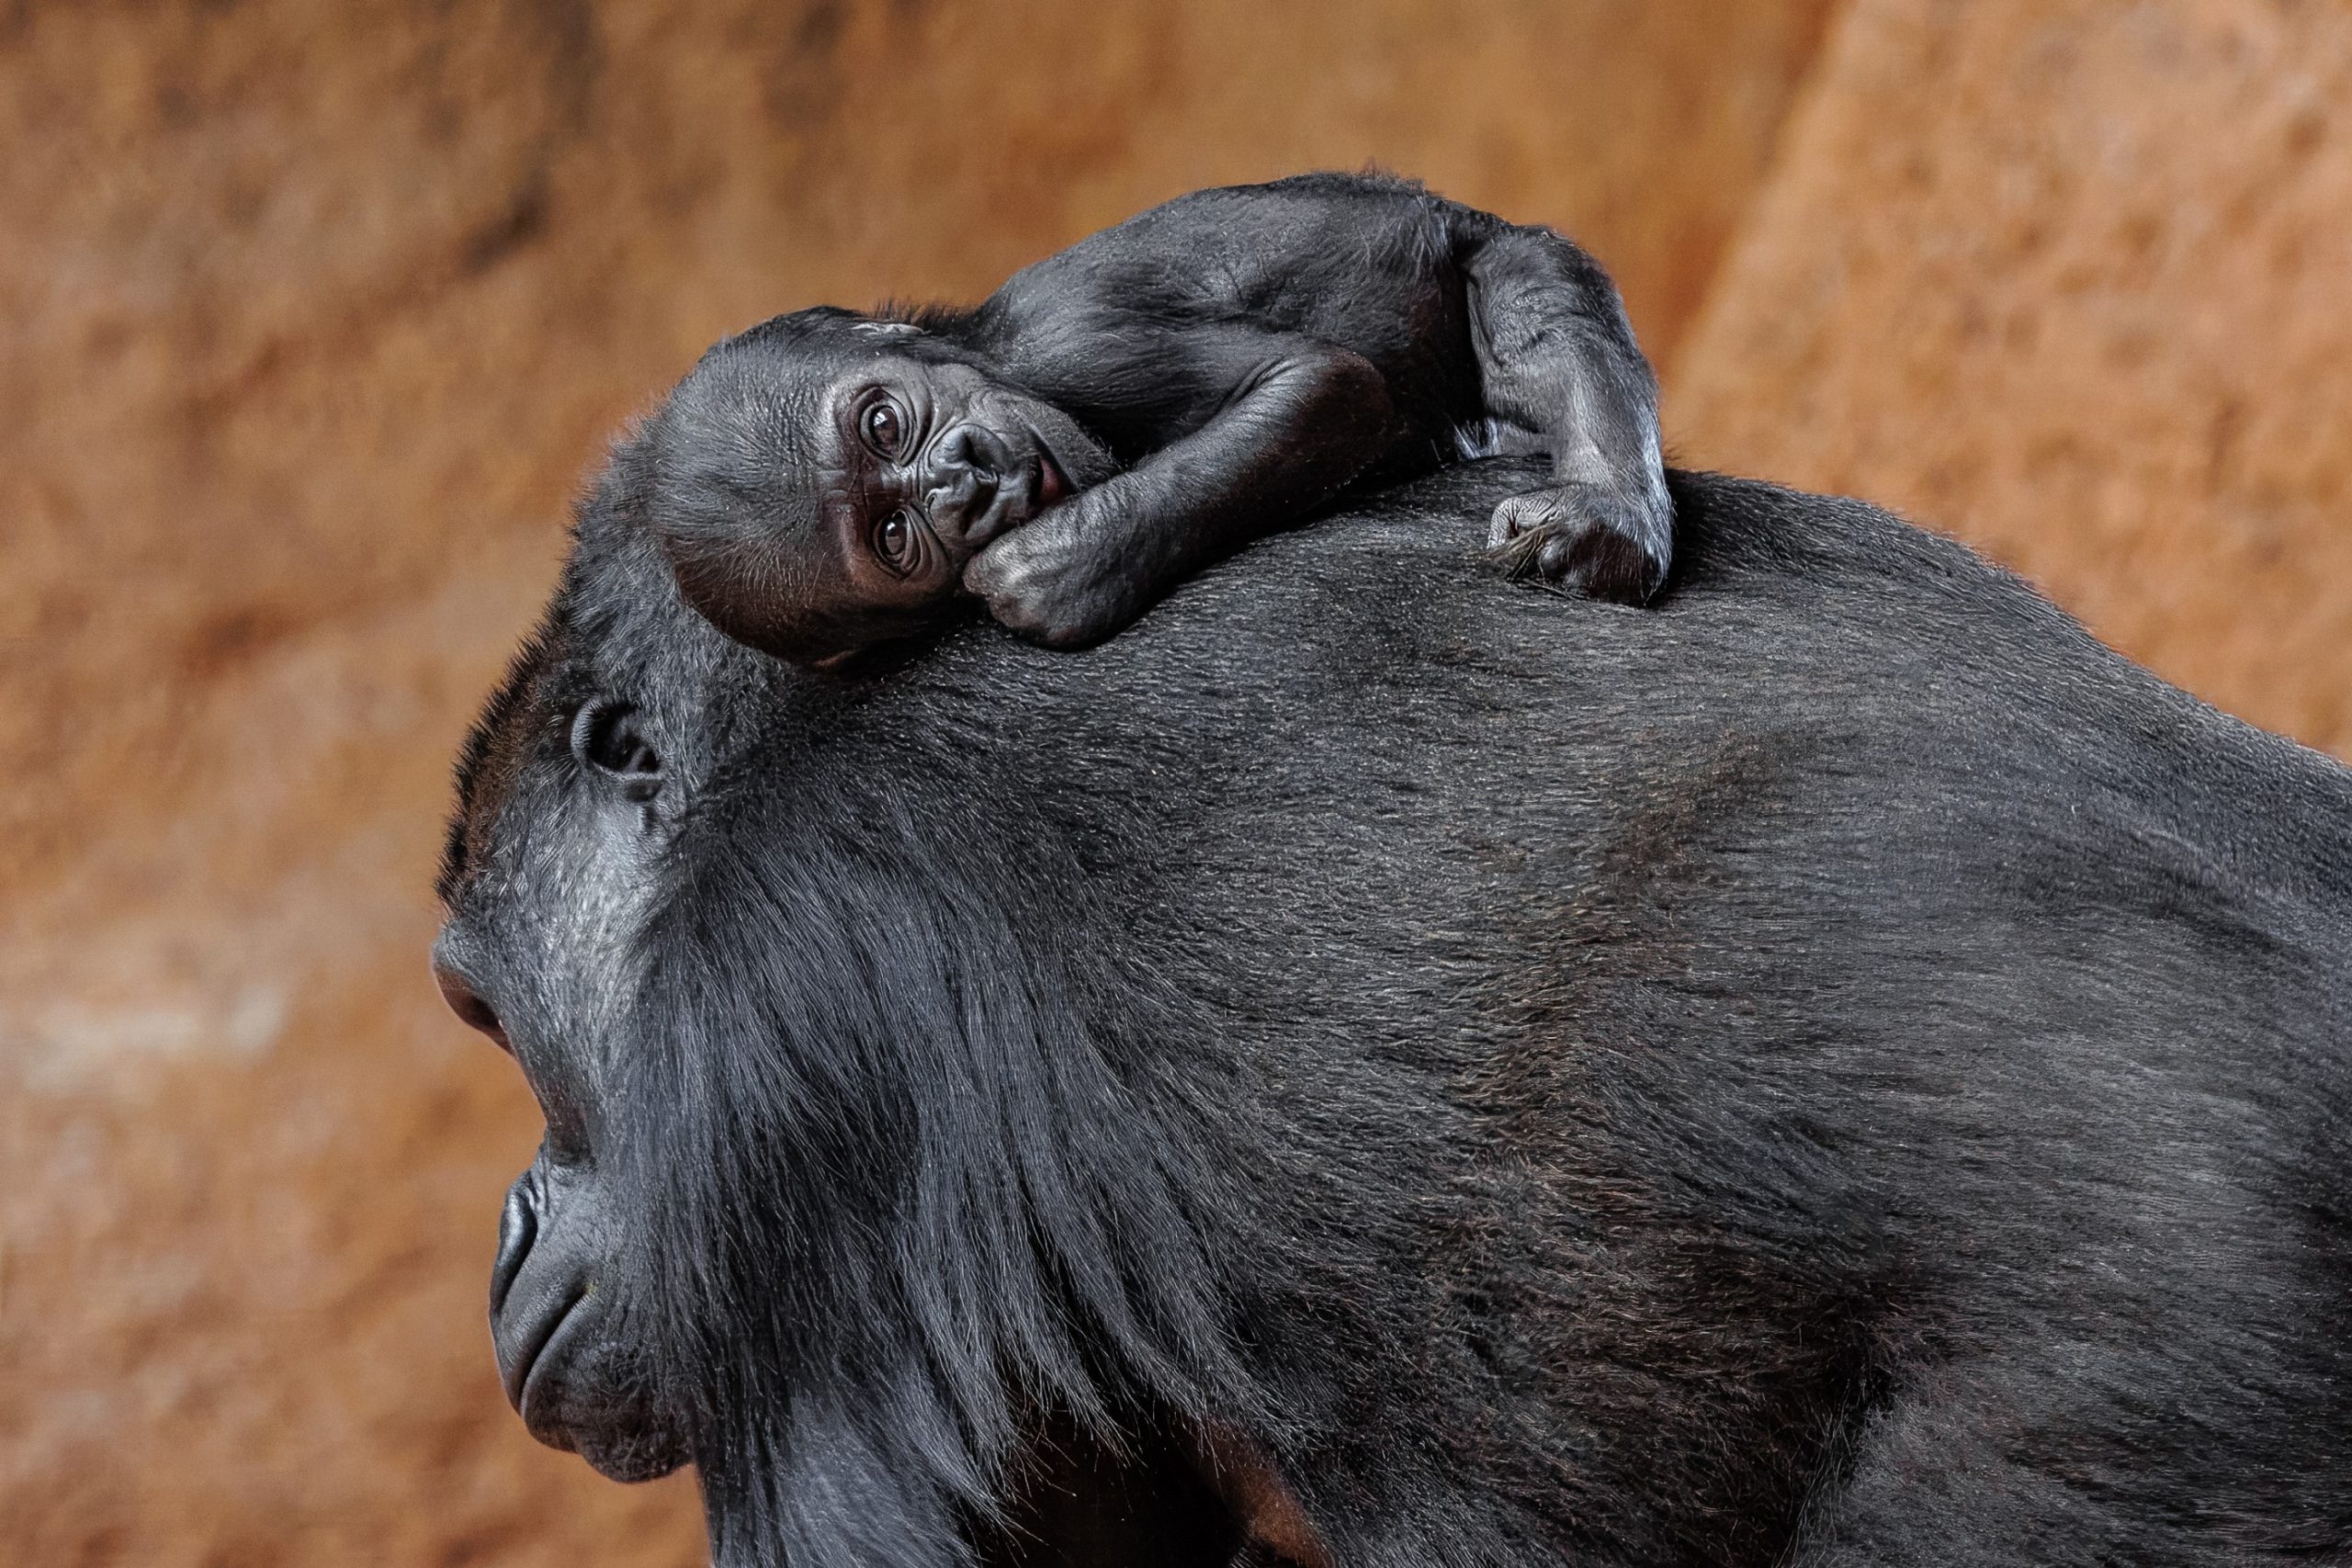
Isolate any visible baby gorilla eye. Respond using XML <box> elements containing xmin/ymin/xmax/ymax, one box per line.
<box><xmin>875</xmin><ymin>508</ymin><xmax>922</xmax><ymax>573</ymax></box>
<box><xmin>861</xmin><ymin>399</ymin><xmax>907</xmax><ymax>457</ymax></box>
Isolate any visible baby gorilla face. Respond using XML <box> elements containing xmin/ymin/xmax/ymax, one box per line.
<box><xmin>827</xmin><ymin>349</ymin><xmax>1077</xmax><ymax>594</ymax></box>
<box><xmin>648</xmin><ymin>311</ymin><xmax>1114</xmax><ymax>665</ymax></box>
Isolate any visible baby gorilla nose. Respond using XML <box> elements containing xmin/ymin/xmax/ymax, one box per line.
<box><xmin>936</xmin><ymin>420</ymin><xmax>1009</xmax><ymax>479</ymax></box>
<box><xmin>930</xmin><ymin>422</ymin><xmax>1023</xmax><ymax>549</ymax></box>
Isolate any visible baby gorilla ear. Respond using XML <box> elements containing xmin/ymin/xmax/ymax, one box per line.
<box><xmin>641</xmin><ymin>332</ymin><xmax>854</xmax><ymax>665</ymax></box>
<box><xmin>652</xmin><ymin>472</ymin><xmax>932</xmax><ymax>671</ymax></box>
<box><xmin>651</xmin><ymin>506</ymin><xmax>818</xmax><ymax>665</ymax></box>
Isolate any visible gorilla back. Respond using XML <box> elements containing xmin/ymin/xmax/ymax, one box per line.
<box><xmin>435</xmin><ymin>455</ymin><xmax>2352</xmax><ymax>1568</ymax></box>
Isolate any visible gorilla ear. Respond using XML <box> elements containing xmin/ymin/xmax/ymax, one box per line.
<box><xmin>571</xmin><ymin>700</ymin><xmax>662</xmax><ymax>802</ymax></box>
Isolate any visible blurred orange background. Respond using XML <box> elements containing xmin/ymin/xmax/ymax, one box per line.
<box><xmin>6</xmin><ymin>3</ymin><xmax>2349</xmax><ymax>1563</ymax></box>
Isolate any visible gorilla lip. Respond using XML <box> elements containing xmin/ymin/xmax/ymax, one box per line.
<box><xmin>1035</xmin><ymin>448</ymin><xmax>1070</xmax><ymax>506</ymax></box>
<box><xmin>963</xmin><ymin>448</ymin><xmax>1070</xmax><ymax>553</ymax></box>
<box><xmin>508</xmin><ymin>1281</ymin><xmax>588</xmax><ymax>1419</ymax></box>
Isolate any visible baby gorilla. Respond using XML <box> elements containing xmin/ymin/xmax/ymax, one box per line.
<box><xmin>647</xmin><ymin>172</ymin><xmax>1671</xmax><ymax>662</ymax></box>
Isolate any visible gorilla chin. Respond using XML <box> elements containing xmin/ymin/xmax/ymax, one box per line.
<box><xmin>484</xmin><ymin>1156</ymin><xmax>692</xmax><ymax>1483</ymax></box>
<box><xmin>509</xmin><ymin>1300</ymin><xmax>691</xmax><ymax>1483</ymax></box>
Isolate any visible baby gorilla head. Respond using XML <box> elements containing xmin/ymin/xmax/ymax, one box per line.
<box><xmin>645</xmin><ymin>308</ymin><xmax>1115</xmax><ymax>665</ymax></box>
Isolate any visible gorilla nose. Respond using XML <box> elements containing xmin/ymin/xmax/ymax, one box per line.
<box><xmin>931</xmin><ymin>425</ymin><xmax>1020</xmax><ymax>534</ymax></box>
<box><xmin>926</xmin><ymin>474</ymin><xmax>982</xmax><ymax>525</ymax></box>
<box><xmin>434</xmin><ymin>958</ymin><xmax>512</xmax><ymax>1056</ymax></box>
<box><xmin>938</xmin><ymin>421</ymin><xmax>1010</xmax><ymax>479</ymax></box>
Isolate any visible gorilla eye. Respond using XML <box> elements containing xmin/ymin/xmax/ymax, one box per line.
<box><xmin>571</xmin><ymin>701</ymin><xmax>662</xmax><ymax>802</ymax></box>
<box><xmin>875</xmin><ymin>509</ymin><xmax>921</xmax><ymax>573</ymax></box>
<box><xmin>860</xmin><ymin>399</ymin><xmax>907</xmax><ymax>457</ymax></box>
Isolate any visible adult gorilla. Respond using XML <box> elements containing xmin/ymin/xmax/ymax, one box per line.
<box><xmin>434</xmin><ymin>456</ymin><xmax>2352</xmax><ymax>1567</ymax></box>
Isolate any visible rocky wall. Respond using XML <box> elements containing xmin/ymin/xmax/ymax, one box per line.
<box><xmin>0</xmin><ymin>5</ymin><xmax>1834</xmax><ymax>1562</ymax></box>
<box><xmin>1671</xmin><ymin>0</ymin><xmax>2352</xmax><ymax>757</ymax></box>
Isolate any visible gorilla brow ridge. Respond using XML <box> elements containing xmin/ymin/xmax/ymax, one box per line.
<box><xmin>437</xmin><ymin>606</ymin><xmax>570</xmax><ymax>907</ymax></box>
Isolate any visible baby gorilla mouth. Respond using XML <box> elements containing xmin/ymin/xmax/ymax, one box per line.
<box><xmin>959</xmin><ymin>439</ymin><xmax>1074</xmax><ymax>554</ymax></box>
<box><xmin>1035</xmin><ymin>446</ymin><xmax>1070</xmax><ymax>506</ymax></box>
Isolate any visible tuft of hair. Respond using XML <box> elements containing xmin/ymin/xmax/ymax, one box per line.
<box><xmin>437</xmin><ymin>607</ymin><xmax>569</xmax><ymax>906</ymax></box>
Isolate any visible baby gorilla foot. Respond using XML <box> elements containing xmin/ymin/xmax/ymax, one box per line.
<box><xmin>1487</xmin><ymin>484</ymin><xmax>1670</xmax><ymax>604</ymax></box>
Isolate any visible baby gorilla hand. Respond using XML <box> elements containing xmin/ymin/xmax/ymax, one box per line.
<box><xmin>962</xmin><ymin>501</ymin><xmax>1151</xmax><ymax>649</ymax></box>
<box><xmin>1487</xmin><ymin>483</ymin><xmax>1671</xmax><ymax>604</ymax></box>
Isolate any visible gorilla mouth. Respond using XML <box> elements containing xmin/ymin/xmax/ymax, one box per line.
<box><xmin>962</xmin><ymin>447</ymin><xmax>1072</xmax><ymax>554</ymax></box>
<box><xmin>508</xmin><ymin>1281</ymin><xmax>588</xmax><ymax>1423</ymax></box>
<box><xmin>1035</xmin><ymin>448</ymin><xmax>1069</xmax><ymax>506</ymax></box>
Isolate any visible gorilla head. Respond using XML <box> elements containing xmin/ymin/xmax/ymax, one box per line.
<box><xmin>431</xmin><ymin>428</ymin><xmax>1283</xmax><ymax>1564</ymax></box>
<box><xmin>643</xmin><ymin>308</ymin><xmax>1116</xmax><ymax>666</ymax></box>
<box><xmin>432</xmin><ymin>684</ymin><xmax>689</xmax><ymax>1484</ymax></box>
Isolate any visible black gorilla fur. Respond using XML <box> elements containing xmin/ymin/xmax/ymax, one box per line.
<box><xmin>438</xmin><ymin>455</ymin><xmax>2352</xmax><ymax>1566</ymax></box>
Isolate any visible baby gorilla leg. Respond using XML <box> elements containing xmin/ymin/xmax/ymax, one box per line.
<box><xmin>1464</xmin><ymin>224</ymin><xmax>1673</xmax><ymax>603</ymax></box>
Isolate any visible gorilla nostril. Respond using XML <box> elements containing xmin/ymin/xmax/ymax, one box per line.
<box><xmin>435</xmin><ymin>964</ymin><xmax>513</xmax><ymax>1055</ymax></box>
<box><xmin>944</xmin><ymin>422</ymin><xmax>1005</xmax><ymax>480</ymax></box>
<box><xmin>492</xmin><ymin>1176</ymin><xmax>538</xmax><ymax>1317</ymax></box>
<box><xmin>967</xmin><ymin>426</ymin><xmax>1010</xmax><ymax>479</ymax></box>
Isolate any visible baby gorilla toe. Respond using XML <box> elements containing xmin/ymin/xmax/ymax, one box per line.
<box><xmin>1487</xmin><ymin>484</ymin><xmax>1669</xmax><ymax>604</ymax></box>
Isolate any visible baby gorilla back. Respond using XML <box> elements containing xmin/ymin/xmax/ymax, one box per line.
<box><xmin>989</xmin><ymin>175</ymin><xmax>1489</xmax><ymax>444</ymax></box>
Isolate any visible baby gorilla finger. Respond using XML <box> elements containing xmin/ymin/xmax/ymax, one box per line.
<box><xmin>1487</xmin><ymin>486</ymin><xmax>1668</xmax><ymax>604</ymax></box>
<box><xmin>964</xmin><ymin>523</ymin><xmax>1140</xmax><ymax>649</ymax></box>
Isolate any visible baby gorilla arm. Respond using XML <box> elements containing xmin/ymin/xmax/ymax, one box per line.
<box><xmin>1467</xmin><ymin>224</ymin><xmax>1672</xmax><ymax>603</ymax></box>
<box><xmin>964</xmin><ymin>328</ymin><xmax>1392</xmax><ymax>648</ymax></box>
